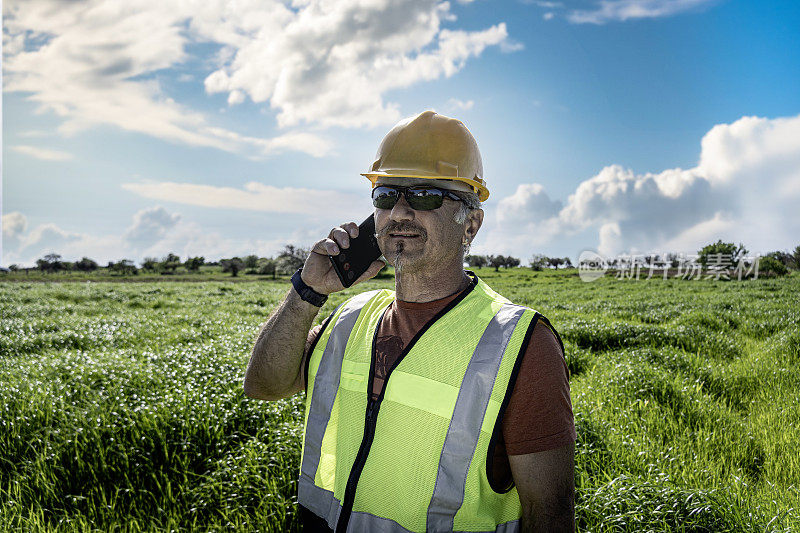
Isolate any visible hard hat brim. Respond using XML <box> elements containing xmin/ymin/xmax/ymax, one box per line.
<box><xmin>362</xmin><ymin>172</ymin><xmax>489</xmax><ymax>202</ymax></box>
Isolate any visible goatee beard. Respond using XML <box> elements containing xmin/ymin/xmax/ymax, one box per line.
<box><xmin>393</xmin><ymin>242</ymin><xmax>404</xmax><ymax>276</ymax></box>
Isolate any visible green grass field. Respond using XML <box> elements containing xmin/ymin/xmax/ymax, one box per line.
<box><xmin>1</xmin><ymin>269</ymin><xmax>798</xmax><ymax>531</ymax></box>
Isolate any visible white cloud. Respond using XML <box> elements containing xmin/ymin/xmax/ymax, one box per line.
<box><xmin>496</xmin><ymin>183</ymin><xmax>562</xmax><ymax>225</ymax></box>
<box><xmin>124</xmin><ymin>207</ymin><xmax>181</xmax><ymax>249</ymax></box>
<box><xmin>520</xmin><ymin>0</ymin><xmax>563</xmax><ymax>6</ymax></box>
<box><xmin>543</xmin><ymin>12</ymin><xmax>556</xmax><ymax>20</ymax></box>
<box><xmin>2</xmin><ymin>212</ymin><xmax>29</xmax><ymax>263</ymax></box>
<box><xmin>482</xmin><ymin>113</ymin><xmax>800</xmax><ymax>259</ymax></box>
<box><xmin>697</xmin><ymin>115</ymin><xmax>800</xmax><ymax>184</ymax></box>
<box><xmin>11</xmin><ymin>223</ymin><xmax>85</xmax><ymax>263</ymax></box>
<box><xmin>3</xmin><ymin>1</ymin><xmax>327</xmax><ymax>158</ymax></box>
<box><xmin>2</xmin><ymin>212</ymin><xmax>28</xmax><ymax>240</ymax></box>
<box><xmin>121</xmin><ymin>181</ymin><xmax>369</xmax><ymax>218</ymax></box>
<box><xmin>200</xmin><ymin>1</ymin><xmax>516</xmax><ymax>128</ymax></box>
<box><xmin>11</xmin><ymin>144</ymin><xmax>74</xmax><ymax>161</ymax></box>
<box><xmin>597</xmin><ymin>222</ymin><xmax>623</xmax><ymax>257</ymax></box>
<box><xmin>567</xmin><ymin>0</ymin><xmax>715</xmax><ymax>24</ymax></box>
<box><xmin>4</xmin><ymin>0</ymin><xmax>515</xmax><ymax>157</ymax></box>
<box><xmin>658</xmin><ymin>212</ymin><xmax>733</xmax><ymax>254</ymax></box>
<box><xmin>447</xmin><ymin>98</ymin><xmax>475</xmax><ymax>111</ymax></box>
<box><xmin>555</xmin><ymin>165</ymin><xmax>720</xmax><ymax>243</ymax></box>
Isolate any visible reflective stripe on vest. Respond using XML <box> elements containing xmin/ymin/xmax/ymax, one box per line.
<box><xmin>426</xmin><ymin>303</ymin><xmax>526</xmax><ymax>532</ymax></box>
<box><xmin>299</xmin><ymin>280</ymin><xmax>534</xmax><ymax>532</ymax></box>
<box><xmin>300</xmin><ymin>289</ymin><xmax>382</xmax><ymax>524</ymax></box>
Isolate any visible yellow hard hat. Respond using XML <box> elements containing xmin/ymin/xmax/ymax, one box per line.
<box><xmin>361</xmin><ymin>110</ymin><xmax>489</xmax><ymax>201</ymax></box>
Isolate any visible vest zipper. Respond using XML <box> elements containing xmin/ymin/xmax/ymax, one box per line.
<box><xmin>336</xmin><ymin>397</ymin><xmax>380</xmax><ymax>532</ymax></box>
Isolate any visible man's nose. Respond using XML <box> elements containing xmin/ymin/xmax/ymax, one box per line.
<box><xmin>389</xmin><ymin>193</ymin><xmax>415</xmax><ymax>222</ymax></box>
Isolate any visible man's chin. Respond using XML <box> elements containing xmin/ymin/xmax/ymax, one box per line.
<box><xmin>384</xmin><ymin>244</ymin><xmax>413</xmax><ymax>268</ymax></box>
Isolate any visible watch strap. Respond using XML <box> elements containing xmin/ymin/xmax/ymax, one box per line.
<box><xmin>291</xmin><ymin>268</ymin><xmax>328</xmax><ymax>307</ymax></box>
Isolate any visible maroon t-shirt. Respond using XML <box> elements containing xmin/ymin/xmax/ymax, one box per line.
<box><xmin>302</xmin><ymin>283</ymin><xmax>576</xmax><ymax>486</ymax></box>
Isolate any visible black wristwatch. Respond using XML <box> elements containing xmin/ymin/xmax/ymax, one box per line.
<box><xmin>291</xmin><ymin>268</ymin><xmax>328</xmax><ymax>307</ymax></box>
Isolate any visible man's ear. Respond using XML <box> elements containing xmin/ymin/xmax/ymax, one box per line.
<box><xmin>465</xmin><ymin>208</ymin><xmax>484</xmax><ymax>242</ymax></box>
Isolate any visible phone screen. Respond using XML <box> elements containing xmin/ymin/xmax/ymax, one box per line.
<box><xmin>329</xmin><ymin>214</ymin><xmax>383</xmax><ymax>288</ymax></box>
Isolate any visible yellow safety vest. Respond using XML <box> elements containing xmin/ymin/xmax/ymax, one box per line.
<box><xmin>299</xmin><ymin>273</ymin><xmax>551</xmax><ymax>532</ymax></box>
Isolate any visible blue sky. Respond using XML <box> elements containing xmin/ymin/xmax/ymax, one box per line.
<box><xmin>3</xmin><ymin>0</ymin><xmax>799</xmax><ymax>267</ymax></box>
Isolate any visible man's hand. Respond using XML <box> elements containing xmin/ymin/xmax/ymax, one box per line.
<box><xmin>302</xmin><ymin>222</ymin><xmax>386</xmax><ymax>295</ymax></box>
<box><xmin>509</xmin><ymin>442</ymin><xmax>575</xmax><ymax>532</ymax></box>
<box><xmin>244</xmin><ymin>221</ymin><xmax>385</xmax><ymax>401</ymax></box>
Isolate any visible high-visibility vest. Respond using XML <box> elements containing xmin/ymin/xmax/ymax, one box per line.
<box><xmin>299</xmin><ymin>273</ymin><xmax>552</xmax><ymax>532</ymax></box>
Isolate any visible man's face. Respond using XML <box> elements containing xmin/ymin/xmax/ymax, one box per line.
<box><xmin>373</xmin><ymin>177</ymin><xmax>468</xmax><ymax>275</ymax></box>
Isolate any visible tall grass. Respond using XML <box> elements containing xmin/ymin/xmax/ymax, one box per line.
<box><xmin>1</xmin><ymin>271</ymin><xmax>798</xmax><ymax>531</ymax></box>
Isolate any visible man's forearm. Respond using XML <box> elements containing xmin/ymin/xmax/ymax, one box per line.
<box><xmin>244</xmin><ymin>287</ymin><xmax>321</xmax><ymax>400</ymax></box>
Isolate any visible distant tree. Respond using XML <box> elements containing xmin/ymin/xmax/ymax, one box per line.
<box><xmin>489</xmin><ymin>255</ymin><xmax>505</xmax><ymax>272</ymax></box>
<box><xmin>793</xmin><ymin>245</ymin><xmax>800</xmax><ymax>270</ymax></box>
<box><xmin>185</xmin><ymin>256</ymin><xmax>205</xmax><ymax>272</ymax></box>
<box><xmin>277</xmin><ymin>245</ymin><xmax>308</xmax><ymax>275</ymax></box>
<box><xmin>698</xmin><ymin>240</ymin><xmax>747</xmax><ymax>267</ymax></box>
<box><xmin>110</xmin><ymin>259</ymin><xmax>138</xmax><ymax>276</ymax></box>
<box><xmin>221</xmin><ymin>257</ymin><xmax>244</xmax><ymax>277</ymax></box>
<box><xmin>36</xmin><ymin>253</ymin><xmax>63</xmax><ymax>273</ymax></box>
<box><xmin>562</xmin><ymin>257</ymin><xmax>573</xmax><ymax>269</ymax></box>
<box><xmin>548</xmin><ymin>257</ymin><xmax>565</xmax><ymax>269</ymax></box>
<box><xmin>465</xmin><ymin>254</ymin><xmax>489</xmax><ymax>268</ymax></box>
<box><xmin>74</xmin><ymin>257</ymin><xmax>98</xmax><ymax>272</ymax></box>
<box><xmin>9</xmin><ymin>264</ymin><xmax>20</xmax><ymax>272</ymax></box>
<box><xmin>766</xmin><ymin>251</ymin><xmax>794</xmax><ymax>268</ymax></box>
<box><xmin>666</xmin><ymin>252</ymin><xmax>680</xmax><ymax>268</ymax></box>
<box><xmin>759</xmin><ymin>256</ymin><xmax>788</xmax><ymax>276</ymax></box>
<box><xmin>160</xmin><ymin>253</ymin><xmax>181</xmax><ymax>274</ymax></box>
<box><xmin>257</xmin><ymin>258</ymin><xmax>278</xmax><ymax>279</ymax></box>
<box><xmin>529</xmin><ymin>254</ymin><xmax>549</xmax><ymax>271</ymax></box>
<box><xmin>503</xmin><ymin>256</ymin><xmax>520</xmax><ymax>268</ymax></box>
<box><xmin>141</xmin><ymin>257</ymin><xmax>160</xmax><ymax>273</ymax></box>
<box><xmin>44</xmin><ymin>253</ymin><xmax>62</xmax><ymax>265</ymax></box>
<box><xmin>243</xmin><ymin>255</ymin><xmax>259</xmax><ymax>269</ymax></box>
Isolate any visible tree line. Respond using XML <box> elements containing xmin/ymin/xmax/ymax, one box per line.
<box><xmin>9</xmin><ymin>245</ymin><xmax>311</xmax><ymax>278</ymax></box>
<box><xmin>464</xmin><ymin>254</ymin><xmax>573</xmax><ymax>271</ymax></box>
<box><xmin>7</xmin><ymin>241</ymin><xmax>800</xmax><ymax>278</ymax></box>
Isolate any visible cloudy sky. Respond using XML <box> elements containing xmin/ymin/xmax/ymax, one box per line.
<box><xmin>2</xmin><ymin>0</ymin><xmax>799</xmax><ymax>267</ymax></box>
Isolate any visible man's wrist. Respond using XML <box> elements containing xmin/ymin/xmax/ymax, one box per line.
<box><xmin>291</xmin><ymin>268</ymin><xmax>328</xmax><ymax>307</ymax></box>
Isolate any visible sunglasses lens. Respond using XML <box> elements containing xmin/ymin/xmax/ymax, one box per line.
<box><xmin>372</xmin><ymin>186</ymin><xmax>399</xmax><ymax>209</ymax></box>
<box><xmin>406</xmin><ymin>188</ymin><xmax>444</xmax><ymax>210</ymax></box>
<box><xmin>372</xmin><ymin>186</ymin><xmax>448</xmax><ymax>210</ymax></box>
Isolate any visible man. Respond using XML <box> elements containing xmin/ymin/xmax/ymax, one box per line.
<box><xmin>244</xmin><ymin>111</ymin><xmax>575</xmax><ymax>532</ymax></box>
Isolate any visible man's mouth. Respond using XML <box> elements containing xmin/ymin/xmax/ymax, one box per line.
<box><xmin>378</xmin><ymin>223</ymin><xmax>427</xmax><ymax>241</ymax></box>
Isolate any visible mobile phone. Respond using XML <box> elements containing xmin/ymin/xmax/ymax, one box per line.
<box><xmin>329</xmin><ymin>214</ymin><xmax>383</xmax><ymax>288</ymax></box>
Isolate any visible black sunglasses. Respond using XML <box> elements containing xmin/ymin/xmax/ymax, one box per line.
<box><xmin>372</xmin><ymin>185</ymin><xmax>464</xmax><ymax>211</ymax></box>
